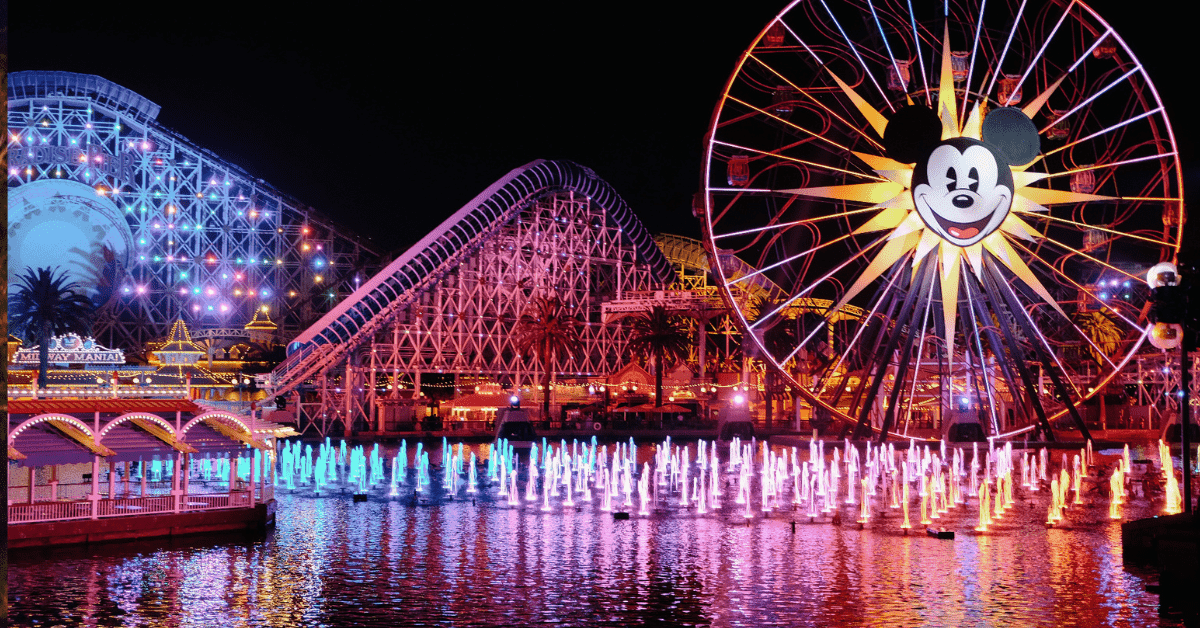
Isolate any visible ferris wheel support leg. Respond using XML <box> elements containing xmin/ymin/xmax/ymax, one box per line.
<box><xmin>981</xmin><ymin>257</ymin><xmax>1055</xmax><ymax>442</ymax></box>
<box><xmin>854</xmin><ymin>256</ymin><xmax>933</xmax><ymax>441</ymax></box>
<box><xmin>966</xmin><ymin>270</ymin><xmax>1034</xmax><ymax>437</ymax></box>
<box><xmin>877</xmin><ymin>259</ymin><xmax>937</xmax><ymax>443</ymax></box>
<box><xmin>987</xmin><ymin>258</ymin><xmax>1088</xmax><ymax>443</ymax></box>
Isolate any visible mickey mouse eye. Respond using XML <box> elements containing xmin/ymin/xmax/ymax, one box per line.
<box><xmin>945</xmin><ymin>167</ymin><xmax>957</xmax><ymax>193</ymax></box>
<box><xmin>968</xmin><ymin>167</ymin><xmax>979</xmax><ymax>192</ymax></box>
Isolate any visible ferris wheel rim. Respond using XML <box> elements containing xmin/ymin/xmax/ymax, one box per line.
<box><xmin>700</xmin><ymin>0</ymin><xmax>1184</xmax><ymax>435</ymax></box>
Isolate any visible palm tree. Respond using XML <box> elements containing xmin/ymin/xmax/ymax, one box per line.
<box><xmin>515</xmin><ymin>295</ymin><xmax>584</xmax><ymax>420</ymax></box>
<box><xmin>9</xmin><ymin>267</ymin><xmax>94</xmax><ymax>391</ymax></box>
<box><xmin>1072</xmin><ymin>308</ymin><xmax>1123</xmax><ymax>366</ymax></box>
<box><xmin>1072</xmin><ymin>307</ymin><xmax>1124</xmax><ymax>429</ymax></box>
<box><xmin>627</xmin><ymin>306</ymin><xmax>691</xmax><ymax>408</ymax></box>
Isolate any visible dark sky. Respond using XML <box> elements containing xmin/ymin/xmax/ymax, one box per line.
<box><xmin>11</xmin><ymin>1</ymin><xmax>1195</xmax><ymax>258</ymax></box>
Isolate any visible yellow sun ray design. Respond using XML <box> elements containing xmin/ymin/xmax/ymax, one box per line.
<box><xmin>783</xmin><ymin>23</ymin><xmax>1086</xmax><ymax>356</ymax></box>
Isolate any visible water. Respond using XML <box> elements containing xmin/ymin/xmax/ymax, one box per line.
<box><xmin>8</xmin><ymin>439</ymin><xmax>1182</xmax><ymax>627</ymax></box>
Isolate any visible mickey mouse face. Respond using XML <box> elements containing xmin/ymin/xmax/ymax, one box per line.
<box><xmin>882</xmin><ymin>105</ymin><xmax>1041</xmax><ymax>248</ymax></box>
<box><xmin>912</xmin><ymin>138</ymin><xmax>1013</xmax><ymax>247</ymax></box>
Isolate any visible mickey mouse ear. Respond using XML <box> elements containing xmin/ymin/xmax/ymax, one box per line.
<box><xmin>981</xmin><ymin>107</ymin><xmax>1040</xmax><ymax>166</ymax></box>
<box><xmin>882</xmin><ymin>105</ymin><xmax>942</xmax><ymax>164</ymax></box>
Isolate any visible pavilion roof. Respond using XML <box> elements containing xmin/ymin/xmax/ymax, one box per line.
<box><xmin>150</xmin><ymin>319</ymin><xmax>205</xmax><ymax>354</ymax></box>
<box><xmin>8</xmin><ymin>398</ymin><xmax>290</xmax><ymax>467</ymax></box>
<box><xmin>244</xmin><ymin>309</ymin><xmax>278</xmax><ymax>331</ymax></box>
<box><xmin>8</xmin><ymin>398</ymin><xmax>203</xmax><ymax>415</ymax></box>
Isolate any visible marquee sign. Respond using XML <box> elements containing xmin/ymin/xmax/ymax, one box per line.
<box><xmin>13</xmin><ymin>334</ymin><xmax>125</xmax><ymax>365</ymax></box>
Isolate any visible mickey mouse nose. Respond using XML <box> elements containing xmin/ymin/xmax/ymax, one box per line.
<box><xmin>952</xmin><ymin>194</ymin><xmax>974</xmax><ymax>209</ymax></box>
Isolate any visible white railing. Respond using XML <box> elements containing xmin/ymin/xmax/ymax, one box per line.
<box><xmin>180</xmin><ymin>491</ymin><xmax>252</xmax><ymax>511</ymax></box>
<box><xmin>8</xmin><ymin>490</ymin><xmax>256</xmax><ymax>525</ymax></box>
<box><xmin>96</xmin><ymin>494</ymin><xmax>175</xmax><ymax>518</ymax></box>
<box><xmin>8</xmin><ymin>386</ymin><xmax>191</xmax><ymax>398</ymax></box>
<box><xmin>8</xmin><ymin>500</ymin><xmax>93</xmax><ymax>524</ymax></box>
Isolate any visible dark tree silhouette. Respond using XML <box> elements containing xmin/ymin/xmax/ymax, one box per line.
<box><xmin>9</xmin><ymin>267</ymin><xmax>94</xmax><ymax>391</ymax></box>
<box><xmin>515</xmin><ymin>296</ymin><xmax>584</xmax><ymax>419</ymax></box>
<box><xmin>627</xmin><ymin>305</ymin><xmax>691</xmax><ymax>408</ymax></box>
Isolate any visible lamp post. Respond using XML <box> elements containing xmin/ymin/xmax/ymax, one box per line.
<box><xmin>236</xmin><ymin>374</ymin><xmax>253</xmax><ymax>404</ymax></box>
<box><xmin>1149</xmin><ymin>261</ymin><xmax>1191</xmax><ymax>515</ymax></box>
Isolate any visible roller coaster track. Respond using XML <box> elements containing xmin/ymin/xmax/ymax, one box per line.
<box><xmin>269</xmin><ymin>159</ymin><xmax>670</xmax><ymax>396</ymax></box>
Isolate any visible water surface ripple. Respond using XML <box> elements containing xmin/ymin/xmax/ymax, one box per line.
<box><xmin>9</xmin><ymin>447</ymin><xmax>1177</xmax><ymax>627</ymax></box>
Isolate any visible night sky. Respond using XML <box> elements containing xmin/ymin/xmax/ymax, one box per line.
<box><xmin>11</xmin><ymin>0</ymin><xmax>1196</xmax><ymax>259</ymax></box>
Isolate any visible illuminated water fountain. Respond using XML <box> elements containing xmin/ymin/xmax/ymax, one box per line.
<box><xmin>268</xmin><ymin>433</ymin><xmax>1178</xmax><ymax>545</ymax></box>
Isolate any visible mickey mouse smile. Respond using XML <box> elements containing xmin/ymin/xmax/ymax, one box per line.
<box><xmin>915</xmin><ymin>190</ymin><xmax>1011</xmax><ymax>242</ymax></box>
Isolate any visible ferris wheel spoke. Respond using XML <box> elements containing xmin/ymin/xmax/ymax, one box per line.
<box><xmin>866</xmin><ymin>0</ymin><xmax>907</xmax><ymax>108</ymax></box>
<box><xmin>905</xmin><ymin>0</ymin><xmax>932</xmax><ymax>104</ymax></box>
<box><xmin>1008</xmin><ymin>240</ymin><xmax>1144</xmax><ymax>332</ymax></box>
<box><xmin>708</xmin><ymin>187</ymin><xmax>789</xmax><ymax>194</ymax></box>
<box><xmin>994</xmin><ymin>271</ymin><xmax>1086</xmax><ymax>400</ymax></box>
<box><xmin>1003</xmin><ymin>0</ymin><xmax>1077</xmax><ymax>113</ymax></box>
<box><xmin>1068</xmin><ymin>28</ymin><xmax>1115</xmax><ymax>74</ymax></box>
<box><xmin>711</xmin><ymin>205</ymin><xmax>884</xmax><ymax>242</ymax></box>
<box><xmin>811</xmin><ymin>259</ymin><xmax>910</xmax><ymax>398</ymax></box>
<box><xmin>711</xmin><ymin>140</ymin><xmax>884</xmax><ymax>181</ymax></box>
<box><xmin>773</xmin><ymin>17</ymin><xmax>823</xmax><ymax>65</ymax></box>
<box><xmin>754</xmin><ymin>237</ymin><xmax>891</xmax><ymax>339</ymax></box>
<box><xmin>728</xmin><ymin>232</ymin><xmax>868</xmax><ymax>290</ymax></box>
<box><xmin>1043</xmin><ymin>107</ymin><xmax>1163</xmax><ymax>158</ymax></box>
<box><xmin>1041</xmin><ymin>66</ymin><xmax>1142</xmax><ymax>136</ymax></box>
<box><xmin>984</xmin><ymin>0</ymin><xmax>1028</xmax><ymax>101</ymax></box>
<box><xmin>1011</xmin><ymin>229</ymin><xmax>1150</xmax><ymax>285</ymax></box>
<box><xmin>958</xmin><ymin>0</ymin><xmax>988</xmax><ymax>121</ymax></box>
<box><xmin>1047</xmin><ymin>153</ymin><xmax>1178</xmax><ymax>182</ymax></box>
<box><xmin>1003</xmin><ymin>258</ymin><xmax>1136</xmax><ymax>374</ymax></box>
<box><xmin>723</xmin><ymin>96</ymin><xmax>859</xmax><ymax>155</ymax></box>
<box><xmin>1000</xmin><ymin>27</ymin><xmax>1109</xmax><ymax>116</ymax></box>
<box><xmin>817</xmin><ymin>0</ymin><xmax>894</xmax><ymax>113</ymax></box>
<box><xmin>743</xmin><ymin>55</ymin><xmax>887</xmax><ymax>152</ymax></box>
<box><xmin>784</xmin><ymin>318</ymin><xmax>830</xmax><ymax>369</ymax></box>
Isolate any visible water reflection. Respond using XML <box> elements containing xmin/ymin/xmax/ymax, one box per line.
<box><xmin>9</xmin><ymin>440</ymin><xmax>1183</xmax><ymax>627</ymax></box>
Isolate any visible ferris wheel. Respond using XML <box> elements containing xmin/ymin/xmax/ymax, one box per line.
<box><xmin>700</xmin><ymin>0</ymin><xmax>1183</xmax><ymax>440</ymax></box>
